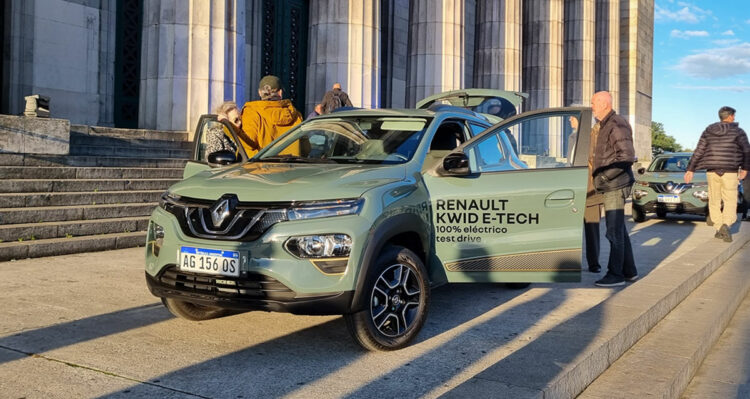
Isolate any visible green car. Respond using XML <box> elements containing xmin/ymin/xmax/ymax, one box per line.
<box><xmin>631</xmin><ymin>152</ymin><xmax>748</xmax><ymax>222</ymax></box>
<box><xmin>145</xmin><ymin>90</ymin><xmax>592</xmax><ymax>350</ymax></box>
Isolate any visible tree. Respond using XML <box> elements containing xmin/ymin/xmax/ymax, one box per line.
<box><xmin>651</xmin><ymin>121</ymin><xmax>683</xmax><ymax>154</ymax></box>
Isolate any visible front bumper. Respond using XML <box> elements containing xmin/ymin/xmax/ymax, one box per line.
<box><xmin>636</xmin><ymin>200</ymin><xmax>707</xmax><ymax>215</ymax></box>
<box><xmin>146</xmin><ymin>266</ymin><xmax>354</xmax><ymax>315</ymax></box>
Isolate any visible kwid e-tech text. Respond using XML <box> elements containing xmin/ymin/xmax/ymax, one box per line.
<box><xmin>145</xmin><ymin>90</ymin><xmax>594</xmax><ymax>350</ymax></box>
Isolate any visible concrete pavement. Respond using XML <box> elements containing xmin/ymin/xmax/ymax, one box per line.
<box><xmin>0</xmin><ymin>214</ymin><xmax>748</xmax><ymax>398</ymax></box>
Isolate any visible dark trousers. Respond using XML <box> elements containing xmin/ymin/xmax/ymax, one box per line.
<box><xmin>603</xmin><ymin>187</ymin><xmax>637</xmax><ymax>278</ymax></box>
<box><xmin>584</xmin><ymin>221</ymin><xmax>600</xmax><ymax>269</ymax></box>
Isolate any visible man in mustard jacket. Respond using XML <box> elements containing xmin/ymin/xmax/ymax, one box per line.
<box><xmin>239</xmin><ymin>75</ymin><xmax>303</xmax><ymax>157</ymax></box>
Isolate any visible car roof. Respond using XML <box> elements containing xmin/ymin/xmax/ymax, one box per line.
<box><xmin>656</xmin><ymin>152</ymin><xmax>693</xmax><ymax>158</ymax></box>
<box><xmin>310</xmin><ymin>106</ymin><xmax>490</xmax><ymax>122</ymax></box>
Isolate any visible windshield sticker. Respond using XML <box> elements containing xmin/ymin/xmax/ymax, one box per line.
<box><xmin>434</xmin><ymin>198</ymin><xmax>540</xmax><ymax>243</ymax></box>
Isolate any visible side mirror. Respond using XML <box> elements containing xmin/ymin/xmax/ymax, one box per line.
<box><xmin>207</xmin><ymin>150</ymin><xmax>238</xmax><ymax>166</ymax></box>
<box><xmin>637</xmin><ymin>167</ymin><xmax>646</xmax><ymax>175</ymax></box>
<box><xmin>438</xmin><ymin>151</ymin><xmax>470</xmax><ymax>176</ymax></box>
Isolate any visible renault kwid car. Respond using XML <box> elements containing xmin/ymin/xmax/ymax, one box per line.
<box><xmin>145</xmin><ymin>90</ymin><xmax>593</xmax><ymax>350</ymax></box>
<box><xmin>631</xmin><ymin>152</ymin><xmax>748</xmax><ymax>222</ymax></box>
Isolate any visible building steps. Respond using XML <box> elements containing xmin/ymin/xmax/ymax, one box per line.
<box><xmin>0</xmin><ymin>124</ymin><xmax>190</xmax><ymax>261</ymax></box>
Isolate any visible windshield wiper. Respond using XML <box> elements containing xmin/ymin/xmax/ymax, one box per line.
<box><xmin>260</xmin><ymin>156</ymin><xmax>336</xmax><ymax>164</ymax></box>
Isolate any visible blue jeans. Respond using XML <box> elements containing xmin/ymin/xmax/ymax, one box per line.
<box><xmin>603</xmin><ymin>187</ymin><xmax>637</xmax><ymax>278</ymax></box>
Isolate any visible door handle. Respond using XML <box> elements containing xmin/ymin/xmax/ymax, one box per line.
<box><xmin>544</xmin><ymin>189</ymin><xmax>575</xmax><ymax>207</ymax></box>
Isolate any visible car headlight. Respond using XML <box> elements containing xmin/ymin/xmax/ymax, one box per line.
<box><xmin>693</xmin><ymin>191</ymin><xmax>709</xmax><ymax>201</ymax></box>
<box><xmin>633</xmin><ymin>189</ymin><xmax>649</xmax><ymax>200</ymax></box>
<box><xmin>287</xmin><ymin>198</ymin><xmax>364</xmax><ymax>221</ymax></box>
<box><xmin>159</xmin><ymin>192</ymin><xmax>182</xmax><ymax>212</ymax></box>
<box><xmin>285</xmin><ymin>234</ymin><xmax>353</xmax><ymax>274</ymax></box>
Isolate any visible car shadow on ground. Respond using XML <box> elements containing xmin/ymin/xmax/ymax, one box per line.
<box><xmin>0</xmin><ymin>304</ymin><xmax>173</xmax><ymax>366</ymax></box>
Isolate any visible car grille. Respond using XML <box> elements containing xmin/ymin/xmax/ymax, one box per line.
<box><xmin>157</xmin><ymin>265</ymin><xmax>295</xmax><ymax>301</ymax></box>
<box><xmin>648</xmin><ymin>182</ymin><xmax>692</xmax><ymax>194</ymax></box>
<box><xmin>162</xmin><ymin>196</ymin><xmax>292</xmax><ymax>241</ymax></box>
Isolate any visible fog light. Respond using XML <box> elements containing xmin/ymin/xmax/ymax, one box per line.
<box><xmin>285</xmin><ymin>234</ymin><xmax>352</xmax><ymax>258</ymax></box>
<box><xmin>633</xmin><ymin>189</ymin><xmax>649</xmax><ymax>200</ymax></box>
<box><xmin>693</xmin><ymin>190</ymin><xmax>709</xmax><ymax>201</ymax></box>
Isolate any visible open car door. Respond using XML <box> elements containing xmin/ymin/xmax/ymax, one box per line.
<box><xmin>422</xmin><ymin>107</ymin><xmax>592</xmax><ymax>283</ymax></box>
<box><xmin>183</xmin><ymin>114</ymin><xmax>248</xmax><ymax>179</ymax></box>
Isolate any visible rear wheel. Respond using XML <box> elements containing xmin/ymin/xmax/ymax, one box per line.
<box><xmin>632</xmin><ymin>205</ymin><xmax>646</xmax><ymax>222</ymax></box>
<box><xmin>161</xmin><ymin>298</ymin><xmax>231</xmax><ymax>321</ymax></box>
<box><xmin>344</xmin><ymin>245</ymin><xmax>430</xmax><ymax>351</ymax></box>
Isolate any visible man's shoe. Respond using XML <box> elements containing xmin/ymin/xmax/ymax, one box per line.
<box><xmin>595</xmin><ymin>274</ymin><xmax>626</xmax><ymax>287</ymax></box>
<box><xmin>625</xmin><ymin>274</ymin><xmax>639</xmax><ymax>282</ymax></box>
<box><xmin>720</xmin><ymin>224</ymin><xmax>732</xmax><ymax>242</ymax></box>
<box><xmin>588</xmin><ymin>265</ymin><xmax>601</xmax><ymax>273</ymax></box>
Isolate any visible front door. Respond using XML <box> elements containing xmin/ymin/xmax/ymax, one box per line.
<box><xmin>261</xmin><ymin>0</ymin><xmax>308</xmax><ymax>113</ymax></box>
<box><xmin>423</xmin><ymin>108</ymin><xmax>592</xmax><ymax>283</ymax></box>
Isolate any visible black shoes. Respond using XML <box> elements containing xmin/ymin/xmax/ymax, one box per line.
<box><xmin>715</xmin><ymin>224</ymin><xmax>732</xmax><ymax>242</ymax></box>
<box><xmin>588</xmin><ymin>265</ymin><xmax>602</xmax><ymax>273</ymax></box>
<box><xmin>625</xmin><ymin>274</ymin><xmax>639</xmax><ymax>282</ymax></box>
<box><xmin>595</xmin><ymin>274</ymin><xmax>626</xmax><ymax>287</ymax></box>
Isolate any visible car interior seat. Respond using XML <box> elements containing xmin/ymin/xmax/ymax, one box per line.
<box><xmin>423</xmin><ymin>123</ymin><xmax>464</xmax><ymax>170</ymax></box>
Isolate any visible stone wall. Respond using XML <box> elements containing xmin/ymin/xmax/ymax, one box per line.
<box><xmin>0</xmin><ymin>115</ymin><xmax>70</xmax><ymax>155</ymax></box>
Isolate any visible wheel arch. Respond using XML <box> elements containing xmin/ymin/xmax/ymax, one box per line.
<box><xmin>349</xmin><ymin>213</ymin><xmax>430</xmax><ymax>312</ymax></box>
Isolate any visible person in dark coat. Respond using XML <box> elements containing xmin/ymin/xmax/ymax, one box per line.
<box><xmin>684</xmin><ymin>106</ymin><xmax>750</xmax><ymax>242</ymax></box>
<box><xmin>590</xmin><ymin>91</ymin><xmax>638</xmax><ymax>287</ymax></box>
<box><xmin>320</xmin><ymin>82</ymin><xmax>353</xmax><ymax>114</ymax></box>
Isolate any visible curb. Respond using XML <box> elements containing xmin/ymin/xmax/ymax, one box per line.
<box><xmin>579</xmin><ymin>240</ymin><xmax>750</xmax><ymax>398</ymax></box>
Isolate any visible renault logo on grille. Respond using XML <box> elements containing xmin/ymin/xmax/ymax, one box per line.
<box><xmin>210</xmin><ymin>198</ymin><xmax>233</xmax><ymax>227</ymax></box>
<box><xmin>666</xmin><ymin>181</ymin><xmax>675</xmax><ymax>192</ymax></box>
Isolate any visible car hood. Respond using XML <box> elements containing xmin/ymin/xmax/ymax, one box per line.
<box><xmin>168</xmin><ymin>162</ymin><xmax>407</xmax><ymax>202</ymax></box>
<box><xmin>640</xmin><ymin>171</ymin><xmax>707</xmax><ymax>184</ymax></box>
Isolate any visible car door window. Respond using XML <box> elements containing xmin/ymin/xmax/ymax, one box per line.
<box><xmin>469</xmin><ymin>123</ymin><xmax>487</xmax><ymax>137</ymax></box>
<box><xmin>467</xmin><ymin>133</ymin><xmax>506</xmax><ymax>172</ymax></box>
<box><xmin>196</xmin><ymin>119</ymin><xmax>243</xmax><ymax>163</ymax></box>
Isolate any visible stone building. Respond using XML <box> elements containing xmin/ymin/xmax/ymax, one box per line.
<box><xmin>0</xmin><ymin>0</ymin><xmax>653</xmax><ymax>160</ymax></box>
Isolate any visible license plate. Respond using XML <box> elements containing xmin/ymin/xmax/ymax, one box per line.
<box><xmin>657</xmin><ymin>194</ymin><xmax>681</xmax><ymax>204</ymax></box>
<box><xmin>179</xmin><ymin>246</ymin><xmax>240</xmax><ymax>277</ymax></box>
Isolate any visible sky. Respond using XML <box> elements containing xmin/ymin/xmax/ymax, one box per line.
<box><xmin>652</xmin><ymin>0</ymin><xmax>750</xmax><ymax>150</ymax></box>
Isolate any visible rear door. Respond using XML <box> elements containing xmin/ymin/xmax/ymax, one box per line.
<box><xmin>183</xmin><ymin>115</ymin><xmax>247</xmax><ymax>179</ymax></box>
<box><xmin>422</xmin><ymin>107</ymin><xmax>591</xmax><ymax>283</ymax></box>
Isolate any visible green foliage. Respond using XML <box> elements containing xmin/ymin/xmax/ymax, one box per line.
<box><xmin>651</xmin><ymin>122</ymin><xmax>683</xmax><ymax>154</ymax></box>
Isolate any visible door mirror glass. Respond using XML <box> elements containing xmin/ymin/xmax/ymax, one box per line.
<box><xmin>438</xmin><ymin>152</ymin><xmax>470</xmax><ymax>176</ymax></box>
<box><xmin>207</xmin><ymin>150</ymin><xmax>238</xmax><ymax>165</ymax></box>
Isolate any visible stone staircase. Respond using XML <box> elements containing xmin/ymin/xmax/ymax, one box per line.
<box><xmin>0</xmin><ymin>125</ymin><xmax>191</xmax><ymax>261</ymax></box>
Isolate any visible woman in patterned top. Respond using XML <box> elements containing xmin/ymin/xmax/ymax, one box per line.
<box><xmin>205</xmin><ymin>101</ymin><xmax>241</xmax><ymax>156</ymax></box>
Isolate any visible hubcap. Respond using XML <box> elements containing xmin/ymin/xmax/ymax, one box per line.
<box><xmin>370</xmin><ymin>263</ymin><xmax>422</xmax><ymax>337</ymax></box>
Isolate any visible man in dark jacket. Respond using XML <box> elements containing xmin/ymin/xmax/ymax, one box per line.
<box><xmin>590</xmin><ymin>91</ymin><xmax>638</xmax><ymax>287</ymax></box>
<box><xmin>321</xmin><ymin>82</ymin><xmax>354</xmax><ymax>114</ymax></box>
<box><xmin>684</xmin><ymin>106</ymin><xmax>750</xmax><ymax>242</ymax></box>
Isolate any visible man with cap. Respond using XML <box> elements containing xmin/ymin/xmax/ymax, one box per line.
<box><xmin>239</xmin><ymin>75</ymin><xmax>303</xmax><ymax>157</ymax></box>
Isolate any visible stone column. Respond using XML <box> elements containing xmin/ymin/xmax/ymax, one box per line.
<box><xmin>473</xmin><ymin>0</ymin><xmax>522</xmax><ymax>92</ymax></box>
<box><xmin>139</xmin><ymin>0</ymin><xmax>246</xmax><ymax>134</ymax></box>
<box><xmin>307</xmin><ymin>0</ymin><xmax>379</xmax><ymax>112</ymax></box>
<box><xmin>380</xmin><ymin>0</ymin><xmax>409</xmax><ymax>108</ymax></box>
<box><xmin>406</xmin><ymin>0</ymin><xmax>469</xmax><ymax>107</ymax></box>
<box><xmin>564</xmin><ymin>0</ymin><xmax>595</xmax><ymax>106</ymax></box>
<box><xmin>595</xmin><ymin>0</ymin><xmax>619</xmax><ymax>111</ymax></box>
<box><xmin>522</xmin><ymin>0</ymin><xmax>564</xmax><ymax>110</ymax></box>
<box><xmin>620</xmin><ymin>0</ymin><xmax>653</xmax><ymax>162</ymax></box>
<box><xmin>522</xmin><ymin>1</ymin><xmax>564</xmax><ymax>157</ymax></box>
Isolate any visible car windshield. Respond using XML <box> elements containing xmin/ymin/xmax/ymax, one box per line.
<box><xmin>255</xmin><ymin>117</ymin><xmax>428</xmax><ymax>164</ymax></box>
<box><xmin>648</xmin><ymin>155</ymin><xmax>691</xmax><ymax>172</ymax></box>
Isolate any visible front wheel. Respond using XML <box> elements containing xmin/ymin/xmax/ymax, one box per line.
<box><xmin>344</xmin><ymin>245</ymin><xmax>430</xmax><ymax>351</ymax></box>
<box><xmin>632</xmin><ymin>205</ymin><xmax>646</xmax><ymax>222</ymax></box>
<box><xmin>161</xmin><ymin>298</ymin><xmax>231</xmax><ymax>321</ymax></box>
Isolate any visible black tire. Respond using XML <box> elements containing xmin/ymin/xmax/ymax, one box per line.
<box><xmin>344</xmin><ymin>245</ymin><xmax>430</xmax><ymax>351</ymax></box>
<box><xmin>161</xmin><ymin>297</ymin><xmax>231</xmax><ymax>321</ymax></box>
<box><xmin>505</xmin><ymin>282</ymin><xmax>531</xmax><ymax>289</ymax></box>
<box><xmin>632</xmin><ymin>205</ymin><xmax>646</xmax><ymax>223</ymax></box>
<box><xmin>656</xmin><ymin>209</ymin><xmax>667</xmax><ymax>219</ymax></box>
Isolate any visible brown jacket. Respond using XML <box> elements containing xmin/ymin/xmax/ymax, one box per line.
<box><xmin>239</xmin><ymin>99</ymin><xmax>303</xmax><ymax>157</ymax></box>
<box><xmin>585</xmin><ymin>122</ymin><xmax>604</xmax><ymax>223</ymax></box>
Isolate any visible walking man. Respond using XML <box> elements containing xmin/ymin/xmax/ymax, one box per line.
<box><xmin>590</xmin><ymin>91</ymin><xmax>638</xmax><ymax>287</ymax></box>
<box><xmin>684</xmin><ymin>106</ymin><xmax>750</xmax><ymax>242</ymax></box>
